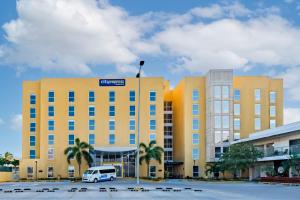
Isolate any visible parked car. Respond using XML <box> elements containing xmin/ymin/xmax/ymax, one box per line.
<box><xmin>82</xmin><ymin>166</ymin><xmax>116</xmax><ymax>183</ymax></box>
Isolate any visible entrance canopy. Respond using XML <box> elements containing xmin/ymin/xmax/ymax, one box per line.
<box><xmin>94</xmin><ymin>146</ymin><xmax>137</xmax><ymax>153</ymax></box>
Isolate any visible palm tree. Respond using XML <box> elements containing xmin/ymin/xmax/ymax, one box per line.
<box><xmin>139</xmin><ymin>140</ymin><xmax>164</xmax><ymax>177</ymax></box>
<box><xmin>4</xmin><ymin>152</ymin><xmax>13</xmax><ymax>161</ymax></box>
<box><xmin>64</xmin><ymin>138</ymin><xmax>94</xmax><ymax>177</ymax></box>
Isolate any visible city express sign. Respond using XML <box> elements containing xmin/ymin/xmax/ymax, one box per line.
<box><xmin>99</xmin><ymin>79</ymin><xmax>126</xmax><ymax>86</ymax></box>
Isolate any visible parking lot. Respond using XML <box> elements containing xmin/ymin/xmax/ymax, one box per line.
<box><xmin>0</xmin><ymin>179</ymin><xmax>300</xmax><ymax>199</ymax></box>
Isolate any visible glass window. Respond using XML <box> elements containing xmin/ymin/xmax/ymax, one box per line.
<box><xmin>234</xmin><ymin>89</ymin><xmax>240</xmax><ymax>101</ymax></box>
<box><xmin>255</xmin><ymin>89</ymin><xmax>261</xmax><ymax>101</ymax></box>
<box><xmin>255</xmin><ymin>118</ymin><xmax>261</xmax><ymax>130</ymax></box>
<box><xmin>192</xmin><ymin>104</ymin><xmax>199</xmax><ymax>115</ymax></box>
<box><xmin>255</xmin><ymin>104</ymin><xmax>261</xmax><ymax>115</ymax></box>
<box><xmin>30</xmin><ymin>136</ymin><xmax>36</xmax><ymax>146</ymax></box>
<box><xmin>149</xmin><ymin>166</ymin><xmax>156</xmax><ymax>177</ymax></box>
<box><xmin>270</xmin><ymin>91</ymin><xmax>276</xmax><ymax>104</ymax></box>
<box><xmin>29</xmin><ymin>150</ymin><xmax>36</xmax><ymax>159</ymax></box>
<box><xmin>109</xmin><ymin>120</ymin><xmax>115</xmax><ymax>131</ymax></box>
<box><xmin>89</xmin><ymin>134</ymin><xmax>95</xmax><ymax>145</ymax></box>
<box><xmin>129</xmin><ymin>134</ymin><xmax>135</xmax><ymax>145</ymax></box>
<box><xmin>215</xmin><ymin>131</ymin><xmax>221</xmax><ymax>144</ymax></box>
<box><xmin>68</xmin><ymin>106</ymin><xmax>75</xmax><ymax>117</ymax></box>
<box><xmin>214</xmin><ymin>86</ymin><xmax>221</xmax><ymax>99</ymax></box>
<box><xmin>270</xmin><ymin>119</ymin><xmax>276</xmax><ymax>129</ymax></box>
<box><xmin>69</xmin><ymin>91</ymin><xmax>75</xmax><ymax>102</ymax></box>
<box><xmin>215</xmin><ymin>116</ymin><xmax>221</xmax><ymax>129</ymax></box>
<box><xmin>214</xmin><ymin>101</ymin><xmax>221</xmax><ymax>114</ymax></box>
<box><xmin>30</xmin><ymin>122</ymin><xmax>36</xmax><ymax>132</ymax></box>
<box><xmin>192</xmin><ymin>148</ymin><xmax>199</xmax><ymax>160</ymax></box>
<box><xmin>48</xmin><ymin>120</ymin><xmax>54</xmax><ymax>131</ymax></box>
<box><xmin>89</xmin><ymin>106</ymin><xmax>95</xmax><ymax>116</ymax></box>
<box><xmin>129</xmin><ymin>119</ymin><xmax>135</xmax><ymax>131</ymax></box>
<box><xmin>68</xmin><ymin>134</ymin><xmax>75</xmax><ymax>145</ymax></box>
<box><xmin>129</xmin><ymin>91</ymin><xmax>135</xmax><ymax>102</ymax></box>
<box><xmin>109</xmin><ymin>134</ymin><xmax>115</xmax><ymax>144</ymax></box>
<box><xmin>150</xmin><ymin>133</ymin><xmax>156</xmax><ymax>141</ymax></box>
<box><xmin>68</xmin><ymin>166</ymin><xmax>75</xmax><ymax>178</ymax></box>
<box><xmin>150</xmin><ymin>91</ymin><xmax>156</xmax><ymax>102</ymax></box>
<box><xmin>27</xmin><ymin>167</ymin><xmax>33</xmax><ymax>178</ymax></box>
<box><xmin>30</xmin><ymin>108</ymin><xmax>36</xmax><ymax>118</ymax></box>
<box><xmin>192</xmin><ymin>133</ymin><xmax>199</xmax><ymax>145</ymax></box>
<box><xmin>222</xmin><ymin>101</ymin><xmax>229</xmax><ymax>113</ymax></box>
<box><xmin>30</xmin><ymin>94</ymin><xmax>36</xmax><ymax>104</ymax></box>
<box><xmin>192</xmin><ymin>89</ymin><xmax>199</xmax><ymax>101</ymax></box>
<box><xmin>109</xmin><ymin>106</ymin><xmax>115</xmax><ymax>116</ymax></box>
<box><xmin>234</xmin><ymin>118</ymin><xmax>240</xmax><ymax>130</ymax></box>
<box><xmin>89</xmin><ymin>119</ymin><xmax>95</xmax><ymax>131</ymax></box>
<box><xmin>234</xmin><ymin>132</ymin><xmax>240</xmax><ymax>140</ymax></box>
<box><xmin>109</xmin><ymin>91</ymin><xmax>115</xmax><ymax>102</ymax></box>
<box><xmin>270</xmin><ymin>106</ymin><xmax>276</xmax><ymax>117</ymax></box>
<box><xmin>222</xmin><ymin>130</ymin><xmax>229</xmax><ymax>142</ymax></box>
<box><xmin>192</xmin><ymin>118</ymin><xmax>199</xmax><ymax>130</ymax></box>
<box><xmin>234</xmin><ymin>104</ymin><xmax>240</xmax><ymax>116</ymax></box>
<box><xmin>150</xmin><ymin>120</ymin><xmax>156</xmax><ymax>131</ymax></box>
<box><xmin>89</xmin><ymin>91</ymin><xmax>95</xmax><ymax>102</ymax></box>
<box><xmin>48</xmin><ymin>134</ymin><xmax>54</xmax><ymax>145</ymax></box>
<box><xmin>48</xmin><ymin>91</ymin><xmax>54</xmax><ymax>102</ymax></box>
<box><xmin>48</xmin><ymin>148</ymin><xmax>54</xmax><ymax>160</ymax></box>
<box><xmin>222</xmin><ymin>116</ymin><xmax>229</xmax><ymax>129</ymax></box>
<box><xmin>48</xmin><ymin>106</ymin><xmax>54</xmax><ymax>117</ymax></box>
<box><xmin>222</xmin><ymin>86</ymin><xmax>229</xmax><ymax>99</ymax></box>
<box><xmin>193</xmin><ymin>166</ymin><xmax>199</xmax><ymax>177</ymax></box>
<box><xmin>150</xmin><ymin>105</ymin><xmax>156</xmax><ymax>116</ymax></box>
<box><xmin>215</xmin><ymin>147</ymin><xmax>221</xmax><ymax>158</ymax></box>
<box><xmin>48</xmin><ymin>167</ymin><xmax>54</xmax><ymax>178</ymax></box>
<box><xmin>68</xmin><ymin>120</ymin><xmax>75</xmax><ymax>131</ymax></box>
<box><xmin>129</xmin><ymin>105</ymin><xmax>135</xmax><ymax>116</ymax></box>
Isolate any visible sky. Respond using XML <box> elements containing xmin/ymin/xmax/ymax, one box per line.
<box><xmin>1</xmin><ymin>0</ymin><xmax>300</xmax><ymax>157</ymax></box>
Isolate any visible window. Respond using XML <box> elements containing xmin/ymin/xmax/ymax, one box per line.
<box><xmin>234</xmin><ymin>132</ymin><xmax>240</xmax><ymax>140</ymax></box>
<box><xmin>48</xmin><ymin>106</ymin><xmax>54</xmax><ymax>117</ymax></box>
<box><xmin>129</xmin><ymin>91</ymin><xmax>135</xmax><ymax>102</ymax></box>
<box><xmin>89</xmin><ymin>119</ymin><xmax>95</xmax><ymax>130</ymax></box>
<box><xmin>150</xmin><ymin>120</ymin><xmax>156</xmax><ymax>131</ymax></box>
<box><xmin>129</xmin><ymin>105</ymin><xmax>135</xmax><ymax>116</ymax></box>
<box><xmin>192</xmin><ymin>104</ymin><xmax>199</xmax><ymax>115</ymax></box>
<box><xmin>109</xmin><ymin>106</ymin><xmax>115</xmax><ymax>116</ymax></box>
<box><xmin>214</xmin><ymin>101</ymin><xmax>221</xmax><ymax>114</ymax></box>
<box><xmin>68</xmin><ymin>166</ymin><xmax>75</xmax><ymax>178</ymax></box>
<box><xmin>30</xmin><ymin>122</ymin><xmax>36</xmax><ymax>132</ymax></box>
<box><xmin>109</xmin><ymin>134</ymin><xmax>115</xmax><ymax>144</ymax></box>
<box><xmin>234</xmin><ymin>118</ymin><xmax>240</xmax><ymax>130</ymax></box>
<box><xmin>234</xmin><ymin>89</ymin><xmax>240</xmax><ymax>101</ymax></box>
<box><xmin>150</xmin><ymin>91</ymin><xmax>156</xmax><ymax>101</ymax></box>
<box><xmin>109</xmin><ymin>91</ymin><xmax>115</xmax><ymax>102</ymax></box>
<box><xmin>150</xmin><ymin>105</ymin><xmax>156</xmax><ymax>116</ymax></box>
<box><xmin>150</xmin><ymin>133</ymin><xmax>156</xmax><ymax>141</ymax></box>
<box><xmin>164</xmin><ymin>102</ymin><xmax>172</xmax><ymax>111</ymax></box>
<box><xmin>89</xmin><ymin>91</ymin><xmax>95</xmax><ymax>102</ymax></box>
<box><xmin>69</xmin><ymin>91</ymin><xmax>75</xmax><ymax>102</ymax></box>
<box><xmin>215</xmin><ymin>116</ymin><xmax>221</xmax><ymax>129</ymax></box>
<box><xmin>192</xmin><ymin>89</ymin><xmax>199</xmax><ymax>101</ymax></box>
<box><xmin>214</xmin><ymin>86</ymin><xmax>221</xmax><ymax>99</ymax></box>
<box><xmin>255</xmin><ymin>89</ymin><xmax>261</xmax><ymax>101</ymax></box>
<box><xmin>68</xmin><ymin>120</ymin><xmax>75</xmax><ymax>131</ymax></box>
<box><xmin>48</xmin><ymin>91</ymin><xmax>54</xmax><ymax>102</ymax></box>
<box><xmin>68</xmin><ymin>134</ymin><xmax>75</xmax><ymax>145</ymax></box>
<box><xmin>48</xmin><ymin>120</ymin><xmax>54</xmax><ymax>131</ymax></box>
<box><xmin>270</xmin><ymin>119</ymin><xmax>276</xmax><ymax>129</ymax></box>
<box><xmin>109</xmin><ymin>120</ymin><xmax>115</xmax><ymax>131</ymax></box>
<box><xmin>192</xmin><ymin>118</ymin><xmax>199</xmax><ymax>130</ymax></box>
<box><xmin>48</xmin><ymin>134</ymin><xmax>54</xmax><ymax>145</ymax></box>
<box><xmin>27</xmin><ymin>167</ymin><xmax>33</xmax><ymax>178</ymax></box>
<box><xmin>89</xmin><ymin>134</ymin><xmax>95</xmax><ymax>145</ymax></box>
<box><xmin>234</xmin><ymin>104</ymin><xmax>240</xmax><ymax>116</ymax></box>
<box><xmin>222</xmin><ymin>101</ymin><xmax>229</xmax><ymax>113</ymax></box>
<box><xmin>129</xmin><ymin>134</ymin><xmax>135</xmax><ymax>145</ymax></box>
<box><xmin>222</xmin><ymin>116</ymin><xmax>229</xmax><ymax>129</ymax></box>
<box><xmin>215</xmin><ymin>131</ymin><xmax>221</xmax><ymax>144</ymax></box>
<box><xmin>255</xmin><ymin>104</ymin><xmax>261</xmax><ymax>115</ymax></box>
<box><xmin>48</xmin><ymin>148</ymin><xmax>54</xmax><ymax>160</ymax></box>
<box><xmin>193</xmin><ymin>166</ymin><xmax>199</xmax><ymax>177</ymax></box>
<box><xmin>164</xmin><ymin>138</ymin><xmax>173</xmax><ymax>148</ymax></box>
<box><xmin>129</xmin><ymin>119</ymin><xmax>135</xmax><ymax>131</ymax></box>
<box><xmin>215</xmin><ymin>147</ymin><xmax>221</xmax><ymax>158</ymax></box>
<box><xmin>149</xmin><ymin>166</ymin><xmax>156</xmax><ymax>177</ymax></box>
<box><xmin>29</xmin><ymin>150</ymin><xmax>36</xmax><ymax>159</ymax></box>
<box><xmin>222</xmin><ymin>86</ymin><xmax>229</xmax><ymax>99</ymax></box>
<box><xmin>270</xmin><ymin>106</ymin><xmax>276</xmax><ymax>117</ymax></box>
<box><xmin>192</xmin><ymin>148</ymin><xmax>199</xmax><ymax>160</ymax></box>
<box><xmin>68</xmin><ymin>106</ymin><xmax>75</xmax><ymax>117</ymax></box>
<box><xmin>255</xmin><ymin>118</ymin><xmax>261</xmax><ymax>130</ymax></box>
<box><xmin>30</xmin><ymin>108</ymin><xmax>36</xmax><ymax>118</ymax></box>
<box><xmin>270</xmin><ymin>91</ymin><xmax>276</xmax><ymax>103</ymax></box>
<box><xmin>30</xmin><ymin>136</ymin><xmax>36</xmax><ymax>146</ymax></box>
<box><xmin>192</xmin><ymin>133</ymin><xmax>199</xmax><ymax>145</ymax></box>
<box><xmin>222</xmin><ymin>130</ymin><xmax>229</xmax><ymax>142</ymax></box>
<box><xmin>164</xmin><ymin>114</ymin><xmax>172</xmax><ymax>123</ymax></box>
<box><xmin>30</xmin><ymin>94</ymin><xmax>36</xmax><ymax>104</ymax></box>
<box><xmin>89</xmin><ymin>106</ymin><xmax>95</xmax><ymax>116</ymax></box>
<box><xmin>48</xmin><ymin>167</ymin><xmax>54</xmax><ymax>178</ymax></box>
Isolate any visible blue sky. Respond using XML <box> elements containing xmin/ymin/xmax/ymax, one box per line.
<box><xmin>1</xmin><ymin>0</ymin><xmax>300</xmax><ymax>157</ymax></box>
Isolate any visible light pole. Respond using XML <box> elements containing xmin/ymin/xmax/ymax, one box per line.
<box><xmin>35</xmin><ymin>160</ymin><xmax>38</xmax><ymax>181</ymax></box>
<box><xmin>136</xmin><ymin>60</ymin><xmax>144</xmax><ymax>185</ymax></box>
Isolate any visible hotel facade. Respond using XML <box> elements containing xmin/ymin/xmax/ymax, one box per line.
<box><xmin>20</xmin><ymin>69</ymin><xmax>283</xmax><ymax>179</ymax></box>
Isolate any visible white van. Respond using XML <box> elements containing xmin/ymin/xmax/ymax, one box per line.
<box><xmin>82</xmin><ymin>166</ymin><xmax>117</xmax><ymax>183</ymax></box>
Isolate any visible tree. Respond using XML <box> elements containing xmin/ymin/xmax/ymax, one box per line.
<box><xmin>139</xmin><ymin>140</ymin><xmax>164</xmax><ymax>177</ymax></box>
<box><xmin>64</xmin><ymin>138</ymin><xmax>94</xmax><ymax>177</ymax></box>
<box><xmin>219</xmin><ymin>143</ymin><xmax>263</xmax><ymax>178</ymax></box>
<box><xmin>205</xmin><ymin>162</ymin><xmax>224</xmax><ymax>179</ymax></box>
<box><xmin>286</xmin><ymin>153</ymin><xmax>300</xmax><ymax>177</ymax></box>
<box><xmin>10</xmin><ymin>159</ymin><xmax>19</xmax><ymax>167</ymax></box>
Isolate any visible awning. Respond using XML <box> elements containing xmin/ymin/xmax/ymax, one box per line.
<box><xmin>94</xmin><ymin>147</ymin><xmax>137</xmax><ymax>153</ymax></box>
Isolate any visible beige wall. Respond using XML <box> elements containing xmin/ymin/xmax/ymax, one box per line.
<box><xmin>0</xmin><ymin>172</ymin><xmax>12</xmax><ymax>182</ymax></box>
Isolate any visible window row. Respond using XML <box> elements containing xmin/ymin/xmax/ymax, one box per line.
<box><xmin>233</xmin><ymin>89</ymin><xmax>277</xmax><ymax>103</ymax></box>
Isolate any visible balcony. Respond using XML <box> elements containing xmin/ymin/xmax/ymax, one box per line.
<box><xmin>257</xmin><ymin>144</ymin><xmax>300</xmax><ymax>161</ymax></box>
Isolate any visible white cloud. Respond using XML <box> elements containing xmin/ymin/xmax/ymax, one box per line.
<box><xmin>284</xmin><ymin>108</ymin><xmax>300</xmax><ymax>124</ymax></box>
<box><xmin>0</xmin><ymin>118</ymin><xmax>4</xmax><ymax>125</ymax></box>
<box><xmin>10</xmin><ymin>114</ymin><xmax>22</xmax><ymax>132</ymax></box>
<box><xmin>277</xmin><ymin>67</ymin><xmax>300</xmax><ymax>101</ymax></box>
<box><xmin>284</xmin><ymin>0</ymin><xmax>294</xmax><ymax>4</ymax></box>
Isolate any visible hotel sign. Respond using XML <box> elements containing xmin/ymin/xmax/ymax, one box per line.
<box><xmin>99</xmin><ymin>79</ymin><xmax>126</xmax><ymax>87</ymax></box>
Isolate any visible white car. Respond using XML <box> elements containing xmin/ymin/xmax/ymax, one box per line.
<box><xmin>82</xmin><ymin>166</ymin><xmax>117</xmax><ymax>183</ymax></box>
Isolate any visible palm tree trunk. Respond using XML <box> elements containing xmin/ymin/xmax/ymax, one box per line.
<box><xmin>147</xmin><ymin>164</ymin><xmax>149</xmax><ymax>177</ymax></box>
<box><xmin>78</xmin><ymin>164</ymin><xmax>81</xmax><ymax>178</ymax></box>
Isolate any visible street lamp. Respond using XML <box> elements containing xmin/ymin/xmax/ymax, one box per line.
<box><xmin>136</xmin><ymin>60</ymin><xmax>144</xmax><ymax>185</ymax></box>
<box><xmin>35</xmin><ymin>160</ymin><xmax>38</xmax><ymax>181</ymax></box>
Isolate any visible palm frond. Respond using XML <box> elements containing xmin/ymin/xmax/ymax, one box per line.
<box><xmin>82</xmin><ymin>150</ymin><xmax>94</xmax><ymax>165</ymax></box>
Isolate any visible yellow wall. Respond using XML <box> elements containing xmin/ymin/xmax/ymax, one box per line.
<box><xmin>0</xmin><ymin>172</ymin><xmax>12</xmax><ymax>182</ymax></box>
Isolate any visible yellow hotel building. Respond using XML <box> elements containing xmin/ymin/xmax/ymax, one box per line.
<box><xmin>20</xmin><ymin>69</ymin><xmax>283</xmax><ymax>179</ymax></box>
